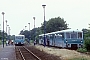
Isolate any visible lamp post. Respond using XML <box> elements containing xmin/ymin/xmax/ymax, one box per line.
<box><xmin>33</xmin><ymin>17</ymin><xmax>35</xmax><ymax>41</ymax></box>
<box><xmin>7</xmin><ymin>25</ymin><xmax>9</xmax><ymax>40</ymax></box>
<box><xmin>89</xmin><ymin>24</ymin><xmax>90</xmax><ymax>29</ymax></box>
<box><xmin>25</xmin><ymin>26</ymin><xmax>27</xmax><ymax>30</ymax></box>
<box><xmin>28</xmin><ymin>23</ymin><xmax>30</xmax><ymax>43</ymax></box>
<box><xmin>28</xmin><ymin>23</ymin><xmax>30</xmax><ymax>31</ymax></box>
<box><xmin>2</xmin><ymin>12</ymin><xmax>5</xmax><ymax>48</ymax></box>
<box><xmin>7</xmin><ymin>25</ymin><xmax>9</xmax><ymax>34</ymax></box>
<box><xmin>8</xmin><ymin>27</ymin><xmax>10</xmax><ymax>40</ymax></box>
<box><xmin>42</xmin><ymin>4</ymin><xmax>46</xmax><ymax>47</ymax></box>
<box><xmin>5</xmin><ymin>20</ymin><xmax>7</xmax><ymax>46</ymax></box>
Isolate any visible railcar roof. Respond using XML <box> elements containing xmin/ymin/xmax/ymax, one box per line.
<box><xmin>39</xmin><ymin>29</ymin><xmax>83</xmax><ymax>36</ymax></box>
<box><xmin>15</xmin><ymin>35</ymin><xmax>25</xmax><ymax>36</ymax></box>
<box><xmin>55</xmin><ymin>29</ymin><xmax>82</xmax><ymax>33</ymax></box>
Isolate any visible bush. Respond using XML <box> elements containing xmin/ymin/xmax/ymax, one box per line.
<box><xmin>77</xmin><ymin>48</ymin><xmax>87</xmax><ymax>53</ymax></box>
<box><xmin>84</xmin><ymin>39</ymin><xmax>90</xmax><ymax>51</ymax></box>
<box><xmin>69</xmin><ymin>58</ymin><xmax>87</xmax><ymax>60</ymax></box>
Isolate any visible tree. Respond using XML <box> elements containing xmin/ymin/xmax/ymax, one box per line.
<box><xmin>0</xmin><ymin>30</ymin><xmax>7</xmax><ymax>40</ymax></box>
<box><xmin>19</xmin><ymin>27</ymin><xmax>43</xmax><ymax>43</ymax></box>
<box><xmin>19</xmin><ymin>30</ymin><xmax>30</xmax><ymax>43</ymax></box>
<box><xmin>20</xmin><ymin>30</ymin><xmax>30</xmax><ymax>39</ymax></box>
<box><xmin>84</xmin><ymin>39</ymin><xmax>90</xmax><ymax>51</ymax></box>
<box><xmin>19</xmin><ymin>30</ymin><xmax>24</xmax><ymax>35</ymax></box>
<box><xmin>41</xmin><ymin>17</ymin><xmax>69</xmax><ymax>33</ymax></box>
<box><xmin>82</xmin><ymin>29</ymin><xmax>90</xmax><ymax>51</ymax></box>
<box><xmin>35</xmin><ymin>27</ymin><xmax>43</xmax><ymax>43</ymax></box>
<box><xmin>19</xmin><ymin>17</ymin><xmax>69</xmax><ymax>42</ymax></box>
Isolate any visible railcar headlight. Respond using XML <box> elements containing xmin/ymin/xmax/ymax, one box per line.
<box><xmin>81</xmin><ymin>40</ymin><xmax>82</xmax><ymax>42</ymax></box>
<box><xmin>66</xmin><ymin>40</ymin><xmax>67</xmax><ymax>42</ymax></box>
<box><xmin>81</xmin><ymin>41</ymin><xmax>82</xmax><ymax>42</ymax></box>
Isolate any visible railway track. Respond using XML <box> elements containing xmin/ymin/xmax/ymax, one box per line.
<box><xmin>15</xmin><ymin>46</ymin><xmax>41</xmax><ymax>60</ymax></box>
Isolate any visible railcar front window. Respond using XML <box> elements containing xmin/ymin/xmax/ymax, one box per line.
<box><xmin>66</xmin><ymin>33</ymin><xmax>70</xmax><ymax>38</ymax></box>
<box><xmin>71</xmin><ymin>32</ymin><xmax>77</xmax><ymax>38</ymax></box>
<box><xmin>78</xmin><ymin>32</ymin><xmax>82</xmax><ymax>38</ymax></box>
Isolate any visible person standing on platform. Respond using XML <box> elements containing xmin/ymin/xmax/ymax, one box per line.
<box><xmin>6</xmin><ymin>40</ymin><xmax>8</xmax><ymax>46</ymax></box>
<box><xmin>34</xmin><ymin>40</ymin><xmax>36</xmax><ymax>46</ymax></box>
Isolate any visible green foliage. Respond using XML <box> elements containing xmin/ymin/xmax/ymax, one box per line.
<box><xmin>20</xmin><ymin>30</ymin><xmax>31</xmax><ymax>39</ymax></box>
<box><xmin>69</xmin><ymin>58</ymin><xmax>87</xmax><ymax>60</ymax></box>
<box><xmin>10</xmin><ymin>35</ymin><xmax>15</xmax><ymax>40</ymax></box>
<box><xmin>0</xmin><ymin>30</ymin><xmax>2</xmax><ymax>40</ymax></box>
<box><xmin>77</xmin><ymin>48</ymin><xmax>87</xmax><ymax>53</ymax></box>
<box><xmin>25</xmin><ymin>38</ymin><xmax>28</xmax><ymax>42</ymax></box>
<box><xmin>0</xmin><ymin>40</ymin><xmax>2</xmax><ymax>45</ymax></box>
<box><xmin>84</xmin><ymin>39</ymin><xmax>90</xmax><ymax>51</ymax></box>
<box><xmin>41</xmin><ymin>17</ymin><xmax>69</xmax><ymax>33</ymax></box>
<box><xmin>19</xmin><ymin>27</ymin><xmax>43</xmax><ymax>41</ymax></box>
<box><xmin>0</xmin><ymin>30</ymin><xmax>8</xmax><ymax>40</ymax></box>
<box><xmin>82</xmin><ymin>29</ymin><xmax>88</xmax><ymax>34</ymax></box>
<box><xmin>82</xmin><ymin>29</ymin><xmax>90</xmax><ymax>51</ymax></box>
<box><xmin>19</xmin><ymin>17</ymin><xmax>69</xmax><ymax>42</ymax></box>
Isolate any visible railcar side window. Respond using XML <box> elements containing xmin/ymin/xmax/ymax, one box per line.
<box><xmin>61</xmin><ymin>33</ymin><xmax>64</xmax><ymax>38</ymax></box>
<box><xmin>78</xmin><ymin>32</ymin><xmax>82</xmax><ymax>38</ymax></box>
<box><xmin>66</xmin><ymin>33</ymin><xmax>70</xmax><ymax>38</ymax></box>
<box><xmin>71</xmin><ymin>32</ymin><xmax>77</xmax><ymax>38</ymax></box>
<box><xmin>54</xmin><ymin>34</ymin><xmax>61</xmax><ymax>38</ymax></box>
<box><xmin>22</xmin><ymin>37</ymin><xmax>23</xmax><ymax>39</ymax></box>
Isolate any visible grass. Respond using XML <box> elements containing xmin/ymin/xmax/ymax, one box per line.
<box><xmin>77</xmin><ymin>48</ymin><xmax>87</xmax><ymax>53</ymax></box>
<box><xmin>69</xmin><ymin>58</ymin><xmax>88</xmax><ymax>60</ymax></box>
<box><xmin>0</xmin><ymin>40</ymin><xmax>6</xmax><ymax>45</ymax></box>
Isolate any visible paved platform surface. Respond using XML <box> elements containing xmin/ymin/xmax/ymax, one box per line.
<box><xmin>0</xmin><ymin>45</ymin><xmax>16</xmax><ymax>60</ymax></box>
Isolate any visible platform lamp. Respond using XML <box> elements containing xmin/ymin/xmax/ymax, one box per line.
<box><xmin>7</xmin><ymin>25</ymin><xmax>9</xmax><ymax>40</ymax></box>
<box><xmin>8</xmin><ymin>26</ymin><xmax>11</xmax><ymax>40</ymax></box>
<box><xmin>42</xmin><ymin>4</ymin><xmax>46</xmax><ymax>47</ymax></box>
<box><xmin>33</xmin><ymin>17</ymin><xmax>35</xmax><ymax>41</ymax></box>
<box><xmin>28</xmin><ymin>23</ymin><xmax>30</xmax><ymax>44</ymax></box>
<box><xmin>5</xmin><ymin>20</ymin><xmax>7</xmax><ymax>43</ymax></box>
<box><xmin>25</xmin><ymin>26</ymin><xmax>27</xmax><ymax>30</ymax></box>
<box><xmin>2</xmin><ymin>12</ymin><xmax>5</xmax><ymax>48</ymax></box>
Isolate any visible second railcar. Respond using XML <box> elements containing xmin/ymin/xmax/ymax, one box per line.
<box><xmin>39</xmin><ymin>29</ymin><xmax>83</xmax><ymax>49</ymax></box>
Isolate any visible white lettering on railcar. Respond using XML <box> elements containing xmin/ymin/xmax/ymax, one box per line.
<box><xmin>72</xmin><ymin>40</ymin><xmax>77</xmax><ymax>41</ymax></box>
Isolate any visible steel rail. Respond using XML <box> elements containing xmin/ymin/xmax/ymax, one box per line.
<box><xmin>19</xmin><ymin>49</ymin><xmax>26</xmax><ymax>60</ymax></box>
<box><xmin>16</xmin><ymin>46</ymin><xmax>41</xmax><ymax>60</ymax></box>
<box><xmin>23</xmin><ymin>46</ymin><xmax>41</xmax><ymax>60</ymax></box>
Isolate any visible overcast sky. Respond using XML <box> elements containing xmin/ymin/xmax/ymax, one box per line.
<box><xmin>0</xmin><ymin>0</ymin><xmax>90</xmax><ymax>35</ymax></box>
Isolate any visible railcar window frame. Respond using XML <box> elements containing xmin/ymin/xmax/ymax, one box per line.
<box><xmin>71</xmin><ymin>32</ymin><xmax>77</xmax><ymax>38</ymax></box>
<box><xmin>78</xmin><ymin>32</ymin><xmax>82</xmax><ymax>39</ymax></box>
<box><xmin>54</xmin><ymin>33</ymin><xmax>64</xmax><ymax>39</ymax></box>
<box><xmin>66</xmin><ymin>32</ymin><xmax>71</xmax><ymax>38</ymax></box>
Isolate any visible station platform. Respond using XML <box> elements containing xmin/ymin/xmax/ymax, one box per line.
<box><xmin>0</xmin><ymin>45</ymin><xmax>16</xmax><ymax>60</ymax></box>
